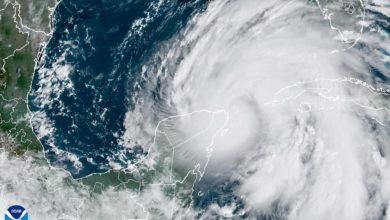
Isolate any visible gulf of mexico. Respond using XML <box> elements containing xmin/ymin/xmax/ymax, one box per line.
<box><xmin>28</xmin><ymin>0</ymin><xmax>208</xmax><ymax>178</ymax></box>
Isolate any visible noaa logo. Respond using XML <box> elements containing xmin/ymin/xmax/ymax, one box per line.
<box><xmin>4</xmin><ymin>205</ymin><xmax>28</xmax><ymax>220</ymax></box>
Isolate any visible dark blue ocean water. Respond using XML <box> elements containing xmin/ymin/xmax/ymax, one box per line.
<box><xmin>28</xmin><ymin>0</ymin><xmax>208</xmax><ymax>178</ymax></box>
<box><xmin>27</xmin><ymin>1</ymin><xmax>390</xmax><ymax>216</ymax></box>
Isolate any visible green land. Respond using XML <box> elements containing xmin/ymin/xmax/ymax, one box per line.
<box><xmin>0</xmin><ymin>1</ymin><xmax>198</xmax><ymax>200</ymax></box>
<box><xmin>0</xmin><ymin>0</ymin><xmax>56</xmax><ymax>153</ymax></box>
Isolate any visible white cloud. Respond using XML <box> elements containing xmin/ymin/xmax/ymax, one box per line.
<box><xmin>119</xmin><ymin>0</ymin><xmax>390</xmax><ymax>219</ymax></box>
<box><xmin>5</xmin><ymin>0</ymin><xmax>389</xmax><ymax>219</ymax></box>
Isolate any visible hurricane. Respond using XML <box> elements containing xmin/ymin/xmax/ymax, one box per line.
<box><xmin>1</xmin><ymin>0</ymin><xmax>389</xmax><ymax>219</ymax></box>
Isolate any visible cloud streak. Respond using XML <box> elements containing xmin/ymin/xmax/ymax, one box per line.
<box><xmin>124</xmin><ymin>0</ymin><xmax>390</xmax><ymax>218</ymax></box>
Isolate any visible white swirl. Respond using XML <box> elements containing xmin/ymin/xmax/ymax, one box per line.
<box><xmin>122</xmin><ymin>0</ymin><xmax>390</xmax><ymax>218</ymax></box>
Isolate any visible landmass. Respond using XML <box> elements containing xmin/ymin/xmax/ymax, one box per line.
<box><xmin>0</xmin><ymin>0</ymin><xmax>56</xmax><ymax>153</ymax></box>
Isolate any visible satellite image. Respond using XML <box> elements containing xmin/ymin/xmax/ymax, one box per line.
<box><xmin>0</xmin><ymin>0</ymin><xmax>390</xmax><ymax>219</ymax></box>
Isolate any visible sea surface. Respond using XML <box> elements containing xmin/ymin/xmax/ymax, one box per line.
<box><xmin>28</xmin><ymin>0</ymin><xmax>208</xmax><ymax>178</ymax></box>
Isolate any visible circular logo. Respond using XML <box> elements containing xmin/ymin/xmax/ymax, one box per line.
<box><xmin>4</xmin><ymin>205</ymin><xmax>28</xmax><ymax>220</ymax></box>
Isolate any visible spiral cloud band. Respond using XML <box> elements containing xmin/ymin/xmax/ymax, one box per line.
<box><xmin>2</xmin><ymin>0</ymin><xmax>390</xmax><ymax>219</ymax></box>
<box><xmin>122</xmin><ymin>0</ymin><xmax>390</xmax><ymax>218</ymax></box>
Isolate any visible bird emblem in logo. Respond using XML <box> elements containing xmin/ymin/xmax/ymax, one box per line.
<box><xmin>4</xmin><ymin>205</ymin><xmax>28</xmax><ymax>220</ymax></box>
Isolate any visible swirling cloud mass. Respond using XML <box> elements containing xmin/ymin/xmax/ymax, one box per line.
<box><xmin>2</xmin><ymin>0</ymin><xmax>390</xmax><ymax>219</ymax></box>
